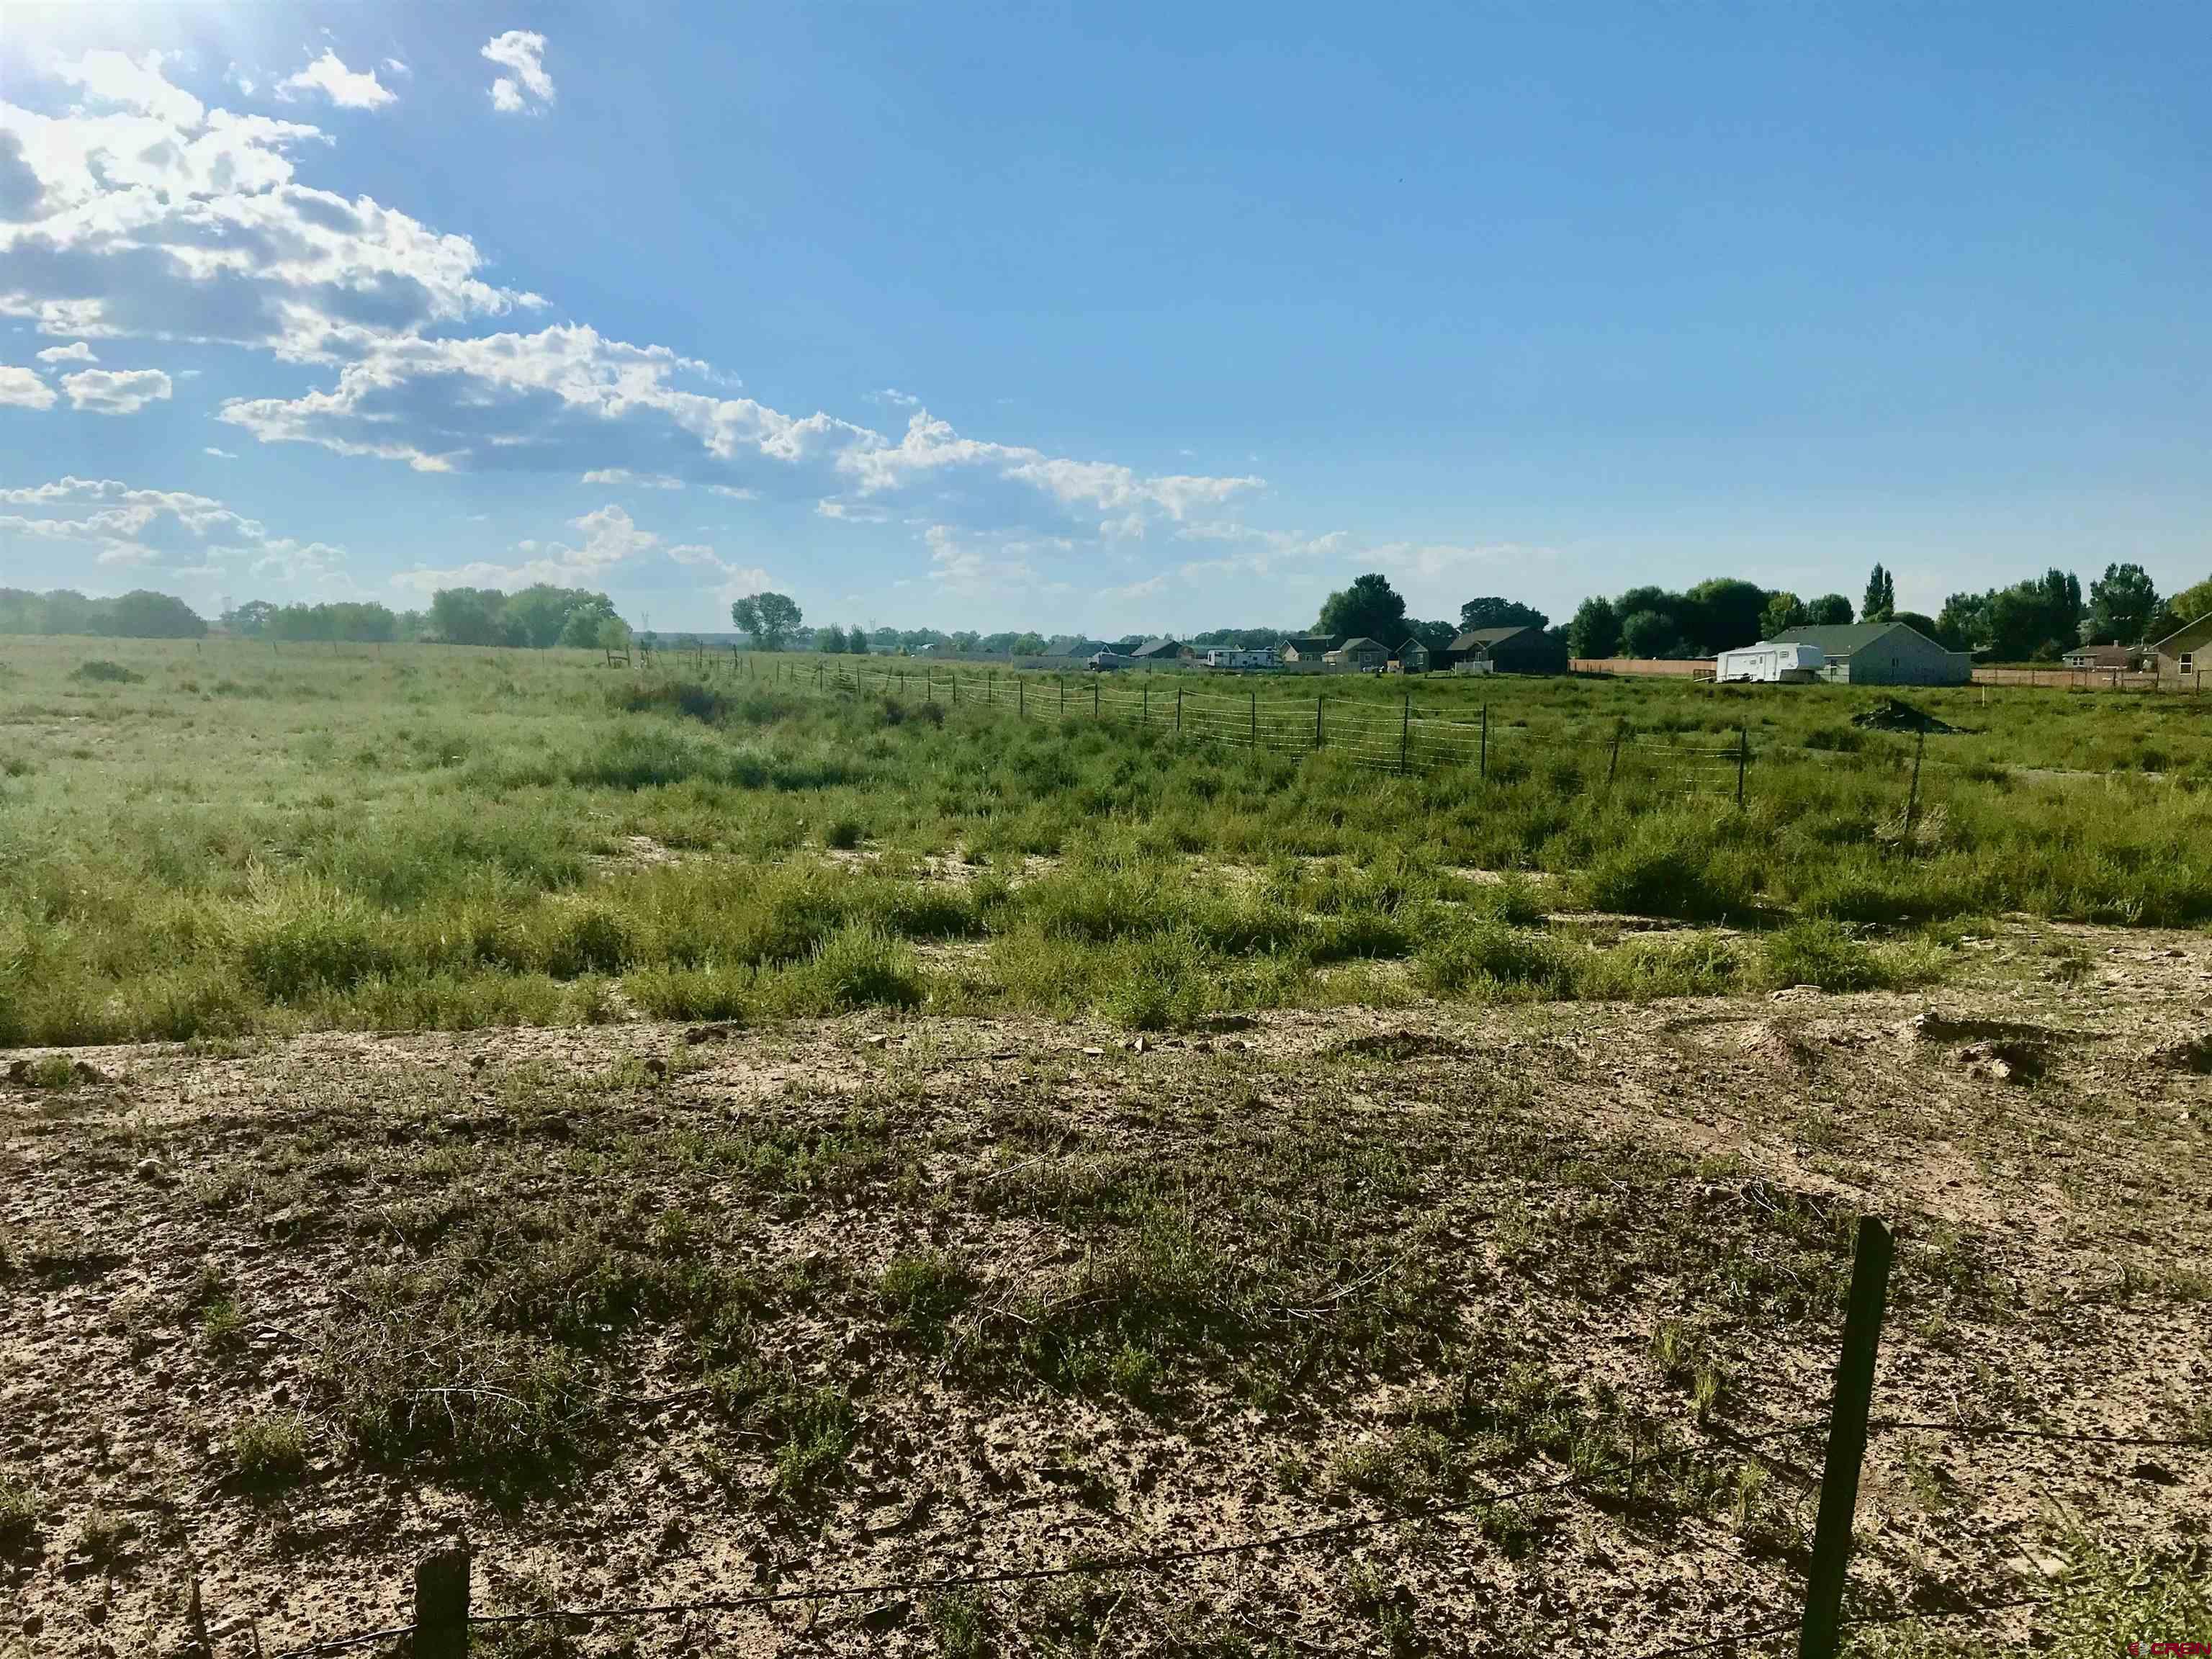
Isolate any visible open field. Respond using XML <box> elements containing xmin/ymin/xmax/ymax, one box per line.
<box><xmin>3</xmin><ymin>637</ymin><xmax>2209</xmax><ymax>1653</ymax></box>
<box><xmin>4</xmin><ymin>638</ymin><xmax>2212</xmax><ymax>1047</ymax></box>
<box><xmin>3</xmin><ymin>925</ymin><xmax>2209</xmax><ymax>1654</ymax></box>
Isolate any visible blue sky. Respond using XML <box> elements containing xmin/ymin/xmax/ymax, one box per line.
<box><xmin>2</xmin><ymin>2</ymin><xmax>2206</xmax><ymax>634</ymax></box>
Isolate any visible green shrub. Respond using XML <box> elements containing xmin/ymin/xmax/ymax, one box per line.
<box><xmin>1758</xmin><ymin>921</ymin><xmax>1887</xmax><ymax>992</ymax></box>
<box><xmin>1418</xmin><ymin>920</ymin><xmax>1578</xmax><ymax>999</ymax></box>
<box><xmin>778</xmin><ymin>923</ymin><xmax>922</xmax><ymax>1012</ymax></box>
<box><xmin>233</xmin><ymin>1412</ymin><xmax>310</xmax><ymax>1485</ymax></box>
<box><xmin>70</xmin><ymin>659</ymin><xmax>143</xmax><ymax>684</ymax></box>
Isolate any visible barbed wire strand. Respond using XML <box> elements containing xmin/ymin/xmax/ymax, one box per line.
<box><xmin>268</xmin><ymin>1416</ymin><xmax>1830</xmax><ymax>1658</ymax></box>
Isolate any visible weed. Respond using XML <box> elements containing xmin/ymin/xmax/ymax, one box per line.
<box><xmin>0</xmin><ymin>1475</ymin><xmax>38</xmax><ymax>1560</ymax></box>
<box><xmin>76</xmin><ymin>1504</ymin><xmax>136</xmax><ymax>1565</ymax></box>
<box><xmin>233</xmin><ymin>1412</ymin><xmax>310</xmax><ymax>1486</ymax></box>
<box><xmin>928</xmin><ymin>1591</ymin><xmax>993</xmax><ymax>1658</ymax></box>
<box><xmin>878</xmin><ymin>1249</ymin><xmax>975</xmax><ymax>1346</ymax></box>
<box><xmin>71</xmin><ymin>659</ymin><xmax>143</xmax><ymax>684</ymax></box>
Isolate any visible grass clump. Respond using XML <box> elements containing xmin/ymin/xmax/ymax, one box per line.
<box><xmin>0</xmin><ymin>1475</ymin><xmax>40</xmax><ymax>1560</ymax></box>
<box><xmin>1757</xmin><ymin>920</ymin><xmax>1889</xmax><ymax>992</ymax></box>
<box><xmin>878</xmin><ymin>1249</ymin><xmax>975</xmax><ymax>1346</ymax></box>
<box><xmin>70</xmin><ymin>658</ymin><xmax>143</xmax><ymax>684</ymax></box>
<box><xmin>233</xmin><ymin>1411</ymin><xmax>310</xmax><ymax>1486</ymax></box>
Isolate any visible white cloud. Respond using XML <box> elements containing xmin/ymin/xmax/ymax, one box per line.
<box><xmin>0</xmin><ymin>365</ymin><xmax>57</xmax><ymax>410</ymax></box>
<box><xmin>0</xmin><ymin>475</ymin><xmax>346</xmax><ymax>579</ymax></box>
<box><xmin>482</xmin><ymin>32</ymin><xmax>554</xmax><ymax>114</ymax></box>
<box><xmin>204</xmin><ymin>446</ymin><xmax>237</xmax><ymax>459</ymax></box>
<box><xmin>390</xmin><ymin>502</ymin><xmax>660</xmax><ymax>593</ymax></box>
<box><xmin>279</xmin><ymin>51</ymin><xmax>397</xmax><ymax>112</ymax></box>
<box><xmin>35</xmin><ymin>341</ymin><xmax>96</xmax><ymax>364</ymax></box>
<box><xmin>62</xmin><ymin>367</ymin><xmax>172</xmax><ymax>415</ymax></box>
<box><xmin>873</xmin><ymin>387</ymin><xmax>921</xmax><ymax>408</ymax></box>
<box><xmin>0</xmin><ymin>52</ymin><xmax>542</xmax><ymax>359</ymax></box>
<box><xmin>580</xmin><ymin>467</ymin><xmax>683</xmax><ymax>489</ymax></box>
<box><xmin>50</xmin><ymin>48</ymin><xmax>204</xmax><ymax>127</ymax></box>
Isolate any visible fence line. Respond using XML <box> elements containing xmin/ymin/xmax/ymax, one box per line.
<box><xmin>230</xmin><ymin>1213</ymin><xmax>2208</xmax><ymax>1658</ymax></box>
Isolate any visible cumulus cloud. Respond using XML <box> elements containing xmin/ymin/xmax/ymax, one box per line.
<box><xmin>35</xmin><ymin>341</ymin><xmax>96</xmax><ymax>364</ymax></box>
<box><xmin>204</xmin><ymin>446</ymin><xmax>237</xmax><ymax>459</ymax></box>
<box><xmin>62</xmin><ymin>367</ymin><xmax>172</xmax><ymax>415</ymax></box>
<box><xmin>580</xmin><ymin>467</ymin><xmax>683</xmax><ymax>489</ymax></box>
<box><xmin>0</xmin><ymin>365</ymin><xmax>57</xmax><ymax>410</ymax></box>
<box><xmin>278</xmin><ymin>50</ymin><xmax>398</xmax><ymax>112</ymax></box>
<box><xmin>389</xmin><ymin>502</ymin><xmax>663</xmax><ymax>593</ymax></box>
<box><xmin>0</xmin><ymin>475</ymin><xmax>345</xmax><ymax>578</ymax></box>
<box><xmin>0</xmin><ymin>51</ymin><xmax>541</xmax><ymax>358</ymax></box>
<box><xmin>482</xmin><ymin>32</ymin><xmax>554</xmax><ymax>113</ymax></box>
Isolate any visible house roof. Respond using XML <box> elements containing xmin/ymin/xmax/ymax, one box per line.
<box><xmin>1130</xmin><ymin>637</ymin><xmax>1182</xmax><ymax>658</ymax></box>
<box><xmin>1395</xmin><ymin>637</ymin><xmax>1431</xmax><ymax>655</ymax></box>
<box><xmin>1334</xmin><ymin>636</ymin><xmax>1386</xmax><ymax>653</ymax></box>
<box><xmin>2149</xmin><ymin>610</ymin><xmax>2212</xmax><ymax>652</ymax></box>
<box><xmin>1282</xmin><ymin>634</ymin><xmax>1337</xmax><ymax>652</ymax></box>
<box><xmin>1769</xmin><ymin>621</ymin><xmax>1946</xmax><ymax>657</ymax></box>
<box><xmin>2064</xmin><ymin>644</ymin><xmax>2135</xmax><ymax>666</ymax></box>
<box><xmin>1448</xmin><ymin>625</ymin><xmax>1540</xmax><ymax>652</ymax></box>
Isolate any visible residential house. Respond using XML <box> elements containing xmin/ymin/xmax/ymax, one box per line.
<box><xmin>2149</xmin><ymin>612</ymin><xmax>2212</xmax><ymax>684</ymax></box>
<box><xmin>1444</xmin><ymin>625</ymin><xmax>1568</xmax><ymax>675</ymax></box>
<box><xmin>1767</xmin><ymin>622</ymin><xmax>1970</xmax><ymax>686</ymax></box>
<box><xmin>1130</xmin><ymin>638</ymin><xmax>1187</xmax><ymax>665</ymax></box>
<box><xmin>1325</xmin><ymin>637</ymin><xmax>1390</xmax><ymax>672</ymax></box>
<box><xmin>1394</xmin><ymin>637</ymin><xmax>1435</xmax><ymax>673</ymax></box>
<box><xmin>1278</xmin><ymin>634</ymin><xmax>1339</xmax><ymax>665</ymax></box>
<box><xmin>2061</xmin><ymin>644</ymin><xmax>2141</xmax><ymax>672</ymax></box>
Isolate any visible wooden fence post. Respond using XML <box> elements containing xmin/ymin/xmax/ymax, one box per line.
<box><xmin>1143</xmin><ymin>683</ymin><xmax>1148</xmax><ymax>726</ymax></box>
<box><xmin>1905</xmin><ymin>729</ymin><xmax>1925</xmax><ymax>840</ymax></box>
<box><xmin>1249</xmin><ymin>688</ymin><xmax>1258</xmax><ymax>750</ymax></box>
<box><xmin>1316</xmin><ymin>693</ymin><xmax>1323</xmax><ymax>751</ymax></box>
<box><xmin>1736</xmin><ymin>724</ymin><xmax>1748</xmax><ymax>809</ymax></box>
<box><xmin>1175</xmin><ymin>683</ymin><xmax>1182</xmax><ymax>737</ymax></box>
<box><xmin>1607</xmin><ymin>720</ymin><xmax>1624</xmax><ymax>789</ymax></box>
<box><xmin>1797</xmin><ymin>1217</ymin><xmax>1894</xmax><ymax>1659</ymax></box>
<box><xmin>1480</xmin><ymin>703</ymin><xmax>1488</xmax><ymax>779</ymax></box>
<box><xmin>1398</xmin><ymin>693</ymin><xmax>1409</xmax><ymax>774</ymax></box>
<box><xmin>1094</xmin><ymin>680</ymin><xmax>1100</xmax><ymax>720</ymax></box>
<box><xmin>1019</xmin><ymin>678</ymin><xmax>1025</xmax><ymax>719</ymax></box>
<box><xmin>1059</xmin><ymin>679</ymin><xmax>1066</xmax><ymax>719</ymax></box>
<box><xmin>415</xmin><ymin>1545</ymin><xmax>471</xmax><ymax>1659</ymax></box>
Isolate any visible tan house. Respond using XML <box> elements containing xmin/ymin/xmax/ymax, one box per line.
<box><xmin>1325</xmin><ymin>637</ymin><xmax>1390</xmax><ymax>672</ymax></box>
<box><xmin>2149</xmin><ymin>612</ymin><xmax>2212</xmax><ymax>683</ymax></box>
<box><xmin>1394</xmin><ymin>637</ymin><xmax>1435</xmax><ymax>673</ymax></box>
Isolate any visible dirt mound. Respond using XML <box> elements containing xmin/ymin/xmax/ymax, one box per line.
<box><xmin>1852</xmin><ymin>697</ymin><xmax>1962</xmax><ymax>734</ymax></box>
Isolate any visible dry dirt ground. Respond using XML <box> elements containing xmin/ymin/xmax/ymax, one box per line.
<box><xmin>2</xmin><ymin>921</ymin><xmax>2208</xmax><ymax>1657</ymax></box>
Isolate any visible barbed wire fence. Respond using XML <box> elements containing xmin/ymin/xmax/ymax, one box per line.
<box><xmin>192</xmin><ymin>1216</ymin><xmax>2208</xmax><ymax>1657</ymax></box>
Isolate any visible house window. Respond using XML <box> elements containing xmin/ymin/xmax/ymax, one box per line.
<box><xmin>2183</xmin><ymin>653</ymin><xmax>2195</xmax><ymax>676</ymax></box>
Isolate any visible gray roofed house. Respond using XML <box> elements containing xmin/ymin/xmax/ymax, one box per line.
<box><xmin>1768</xmin><ymin>621</ymin><xmax>1969</xmax><ymax>685</ymax></box>
<box><xmin>1445</xmin><ymin>625</ymin><xmax>1568</xmax><ymax>675</ymax></box>
<box><xmin>1130</xmin><ymin>638</ymin><xmax>1185</xmax><ymax>661</ymax></box>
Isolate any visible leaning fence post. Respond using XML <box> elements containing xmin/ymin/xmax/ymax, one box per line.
<box><xmin>1797</xmin><ymin>1217</ymin><xmax>1894</xmax><ymax>1659</ymax></box>
<box><xmin>1905</xmin><ymin>729</ymin><xmax>1925</xmax><ymax>840</ymax></box>
<box><xmin>415</xmin><ymin>1545</ymin><xmax>471</xmax><ymax>1659</ymax></box>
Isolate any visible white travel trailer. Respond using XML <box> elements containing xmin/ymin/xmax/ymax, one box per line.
<box><xmin>1714</xmin><ymin>641</ymin><xmax>1825</xmax><ymax>684</ymax></box>
<box><xmin>1204</xmin><ymin>647</ymin><xmax>1276</xmax><ymax>671</ymax></box>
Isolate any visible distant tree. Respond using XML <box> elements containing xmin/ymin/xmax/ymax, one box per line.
<box><xmin>1457</xmin><ymin>596</ymin><xmax>1549</xmax><ymax>634</ymax></box>
<box><xmin>1317</xmin><ymin>572</ymin><xmax>1408</xmax><ymax>645</ymax></box>
<box><xmin>2168</xmin><ymin>577</ymin><xmax>2212</xmax><ymax>626</ymax></box>
<box><xmin>1862</xmin><ymin>565</ymin><xmax>1895</xmax><ymax>624</ymax></box>
<box><xmin>871</xmin><ymin>626</ymin><xmax>901</xmax><ymax>654</ymax></box>
<box><xmin>1619</xmin><ymin>608</ymin><xmax>1678</xmax><ymax>659</ymax></box>
<box><xmin>1409</xmin><ymin>619</ymin><xmax>1458</xmax><ymax>655</ymax></box>
<box><xmin>731</xmin><ymin>591</ymin><xmax>803</xmax><ymax>651</ymax></box>
<box><xmin>430</xmin><ymin>587</ymin><xmax>508</xmax><ymax>646</ymax></box>
<box><xmin>2085</xmin><ymin>562</ymin><xmax>2160</xmax><ymax>644</ymax></box>
<box><xmin>1010</xmin><ymin>631</ymin><xmax>1048</xmax><ymax>656</ymax></box>
<box><xmin>1681</xmin><ymin>579</ymin><xmax>1767</xmax><ymax>653</ymax></box>
<box><xmin>102</xmin><ymin>590</ymin><xmax>207</xmax><ymax>638</ymax></box>
<box><xmin>223</xmin><ymin>599</ymin><xmax>277</xmax><ymax>638</ymax></box>
<box><xmin>846</xmin><ymin>624</ymin><xmax>871</xmax><ymax>655</ymax></box>
<box><xmin>815</xmin><ymin>624</ymin><xmax>848</xmax><ymax>654</ymax></box>
<box><xmin>1760</xmin><ymin>592</ymin><xmax>1808</xmax><ymax>640</ymax></box>
<box><xmin>1934</xmin><ymin>593</ymin><xmax>1986</xmax><ymax>653</ymax></box>
<box><xmin>1978</xmin><ymin>574</ymin><xmax>2082</xmax><ymax>662</ymax></box>
<box><xmin>1568</xmin><ymin>596</ymin><xmax>1622</xmax><ymax>658</ymax></box>
<box><xmin>1111</xmin><ymin>634</ymin><xmax>1147</xmax><ymax>655</ymax></box>
<box><xmin>1806</xmin><ymin>593</ymin><xmax>1854</xmax><ymax>626</ymax></box>
<box><xmin>1889</xmin><ymin>611</ymin><xmax>1941</xmax><ymax>642</ymax></box>
<box><xmin>554</xmin><ymin>594</ymin><xmax>617</xmax><ymax>648</ymax></box>
<box><xmin>949</xmin><ymin>630</ymin><xmax>981</xmax><ymax>653</ymax></box>
<box><xmin>595</xmin><ymin>616</ymin><xmax>632</xmax><ymax>654</ymax></box>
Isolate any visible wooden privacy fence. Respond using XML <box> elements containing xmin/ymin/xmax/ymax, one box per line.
<box><xmin>233</xmin><ymin>1214</ymin><xmax>2211</xmax><ymax>1658</ymax></box>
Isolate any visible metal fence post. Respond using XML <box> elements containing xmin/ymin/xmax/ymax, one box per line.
<box><xmin>1316</xmin><ymin>693</ymin><xmax>1323</xmax><ymax>750</ymax></box>
<box><xmin>1797</xmin><ymin>1218</ymin><xmax>1894</xmax><ymax>1659</ymax></box>
<box><xmin>1399</xmin><ymin>693</ymin><xmax>1409</xmax><ymax>774</ymax></box>
<box><xmin>1480</xmin><ymin>703</ymin><xmax>1488</xmax><ymax>779</ymax></box>
<box><xmin>1019</xmin><ymin>678</ymin><xmax>1025</xmax><ymax>719</ymax></box>
<box><xmin>1175</xmin><ymin>683</ymin><xmax>1182</xmax><ymax>737</ymax></box>
<box><xmin>415</xmin><ymin>1545</ymin><xmax>471</xmax><ymax>1659</ymax></box>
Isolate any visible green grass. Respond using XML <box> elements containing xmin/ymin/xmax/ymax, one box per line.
<box><xmin>3</xmin><ymin>637</ymin><xmax>2206</xmax><ymax>1044</ymax></box>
